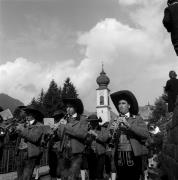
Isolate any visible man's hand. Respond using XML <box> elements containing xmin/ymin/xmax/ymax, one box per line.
<box><xmin>88</xmin><ymin>130</ymin><xmax>98</xmax><ymax>138</ymax></box>
<box><xmin>16</xmin><ymin>123</ymin><xmax>25</xmax><ymax>132</ymax></box>
<box><xmin>119</xmin><ymin>118</ymin><xmax>130</xmax><ymax>129</ymax></box>
<box><xmin>110</xmin><ymin>121</ymin><xmax>119</xmax><ymax>130</ymax></box>
<box><xmin>51</xmin><ymin>123</ymin><xmax>59</xmax><ymax>130</ymax></box>
<box><xmin>59</xmin><ymin>119</ymin><xmax>67</xmax><ymax>125</ymax></box>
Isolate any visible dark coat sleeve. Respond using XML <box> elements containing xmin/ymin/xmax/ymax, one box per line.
<box><xmin>65</xmin><ymin>120</ymin><xmax>88</xmax><ymax>140</ymax></box>
<box><xmin>163</xmin><ymin>7</ymin><xmax>172</xmax><ymax>32</ymax></box>
<box><xmin>96</xmin><ymin>127</ymin><xmax>110</xmax><ymax>143</ymax></box>
<box><xmin>19</xmin><ymin>126</ymin><xmax>43</xmax><ymax>144</ymax></box>
<box><xmin>165</xmin><ymin>80</ymin><xmax>170</xmax><ymax>92</ymax></box>
<box><xmin>129</xmin><ymin>116</ymin><xmax>149</xmax><ymax>140</ymax></box>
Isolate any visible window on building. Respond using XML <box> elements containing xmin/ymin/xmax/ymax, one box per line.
<box><xmin>100</xmin><ymin>96</ymin><xmax>104</xmax><ymax>105</ymax></box>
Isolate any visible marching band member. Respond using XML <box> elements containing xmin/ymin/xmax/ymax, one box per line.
<box><xmin>13</xmin><ymin>106</ymin><xmax>28</xmax><ymax>180</ymax></box>
<box><xmin>15</xmin><ymin>107</ymin><xmax>44</xmax><ymax>180</ymax></box>
<box><xmin>86</xmin><ymin>114</ymin><xmax>109</xmax><ymax>180</ymax></box>
<box><xmin>0</xmin><ymin>106</ymin><xmax>4</xmax><ymax>161</ymax></box>
<box><xmin>48</xmin><ymin>109</ymin><xmax>65</xmax><ymax>180</ymax></box>
<box><xmin>102</xmin><ymin>121</ymin><xmax>116</xmax><ymax>180</ymax></box>
<box><xmin>56</xmin><ymin>98</ymin><xmax>88</xmax><ymax>180</ymax></box>
<box><xmin>110</xmin><ymin>90</ymin><xmax>149</xmax><ymax>180</ymax></box>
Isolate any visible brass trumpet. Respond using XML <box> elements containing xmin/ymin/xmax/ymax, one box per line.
<box><xmin>0</xmin><ymin>118</ymin><xmax>27</xmax><ymax>137</ymax></box>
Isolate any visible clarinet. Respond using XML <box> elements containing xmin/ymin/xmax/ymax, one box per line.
<box><xmin>109</xmin><ymin>116</ymin><xmax>125</xmax><ymax>148</ymax></box>
<box><xmin>59</xmin><ymin>113</ymin><xmax>70</xmax><ymax>152</ymax></box>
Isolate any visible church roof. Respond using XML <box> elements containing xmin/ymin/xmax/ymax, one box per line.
<box><xmin>96</xmin><ymin>66</ymin><xmax>110</xmax><ymax>88</ymax></box>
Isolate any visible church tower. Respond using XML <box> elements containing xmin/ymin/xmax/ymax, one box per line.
<box><xmin>96</xmin><ymin>65</ymin><xmax>111</xmax><ymax>124</ymax></box>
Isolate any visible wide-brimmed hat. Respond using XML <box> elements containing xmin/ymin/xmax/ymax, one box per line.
<box><xmin>110</xmin><ymin>90</ymin><xmax>139</xmax><ymax>115</ymax></box>
<box><xmin>63</xmin><ymin>98</ymin><xmax>84</xmax><ymax>115</ymax></box>
<box><xmin>17</xmin><ymin>106</ymin><xmax>26</xmax><ymax>110</ymax></box>
<box><xmin>24</xmin><ymin>106</ymin><xmax>44</xmax><ymax>122</ymax></box>
<box><xmin>52</xmin><ymin>109</ymin><xmax>65</xmax><ymax>119</ymax></box>
<box><xmin>87</xmin><ymin>114</ymin><xmax>102</xmax><ymax>122</ymax></box>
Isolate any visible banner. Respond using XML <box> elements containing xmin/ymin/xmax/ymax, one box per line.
<box><xmin>43</xmin><ymin>118</ymin><xmax>54</xmax><ymax>128</ymax></box>
<box><xmin>0</xmin><ymin>109</ymin><xmax>13</xmax><ymax>121</ymax></box>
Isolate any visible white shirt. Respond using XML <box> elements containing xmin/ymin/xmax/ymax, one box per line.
<box><xmin>72</xmin><ymin>113</ymin><xmax>77</xmax><ymax>118</ymax></box>
<box><xmin>125</xmin><ymin>112</ymin><xmax>130</xmax><ymax>118</ymax></box>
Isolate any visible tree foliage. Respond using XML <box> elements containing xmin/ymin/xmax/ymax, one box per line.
<box><xmin>152</xmin><ymin>95</ymin><xmax>168</xmax><ymax>122</ymax></box>
<box><xmin>43</xmin><ymin>80</ymin><xmax>63</xmax><ymax>117</ymax></box>
<box><xmin>29</xmin><ymin>78</ymin><xmax>79</xmax><ymax>117</ymax></box>
<box><xmin>62</xmin><ymin>77</ymin><xmax>78</xmax><ymax>98</ymax></box>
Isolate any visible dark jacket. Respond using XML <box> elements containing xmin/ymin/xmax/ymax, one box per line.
<box><xmin>58</xmin><ymin>115</ymin><xmax>88</xmax><ymax>154</ymax></box>
<box><xmin>165</xmin><ymin>78</ymin><xmax>178</xmax><ymax>112</ymax></box>
<box><xmin>93</xmin><ymin>126</ymin><xmax>110</xmax><ymax>155</ymax></box>
<box><xmin>19</xmin><ymin>122</ymin><xmax>44</xmax><ymax>158</ymax></box>
<box><xmin>163</xmin><ymin>2</ymin><xmax>178</xmax><ymax>55</ymax></box>
<box><xmin>86</xmin><ymin>126</ymin><xmax>110</xmax><ymax>155</ymax></box>
<box><xmin>126</xmin><ymin>115</ymin><xmax>149</xmax><ymax>156</ymax></box>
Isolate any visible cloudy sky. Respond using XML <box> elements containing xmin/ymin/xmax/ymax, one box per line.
<box><xmin>0</xmin><ymin>0</ymin><xmax>177</xmax><ymax>112</ymax></box>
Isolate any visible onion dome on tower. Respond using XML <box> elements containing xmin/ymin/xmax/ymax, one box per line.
<box><xmin>96</xmin><ymin>64</ymin><xmax>110</xmax><ymax>89</ymax></box>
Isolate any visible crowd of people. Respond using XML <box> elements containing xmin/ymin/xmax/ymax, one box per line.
<box><xmin>2</xmin><ymin>69</ymin><xmax>177</xmax><ymax>180</ymax></box>
<box><xmin>0</xmin><ymin>90</ymin><xmax>151</xmax><ymax>180</ymax></box>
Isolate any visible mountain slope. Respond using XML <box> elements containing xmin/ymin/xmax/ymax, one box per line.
<box><xmin>0</xmin><ymin>93</ymin><xmax>24</xmax><ymax>112</ymax></box>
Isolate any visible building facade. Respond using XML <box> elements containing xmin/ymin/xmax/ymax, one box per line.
<box><xmin>96</xmin><ymin>66</ymin><xmax>111</xmax><ymax>124</ymax></box>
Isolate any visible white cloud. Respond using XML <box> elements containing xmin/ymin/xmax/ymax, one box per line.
<box><xmin>118</xmin><ymin>0</ymin><xmax>163</xmax><ymax>6</ymax></box>
<box><xmin>0</xmin><ymin>57</ymin><xmax>100</xmax><ymax>111</ymax></box>
<box><xmin>0</xmin><ymin>58</ymin><xmax>47</xmax><ymax>104</ymax></box>
<box><xmin>77</xmin><ymin>0</ymin><xmax>176</xmax><ymax>108</ymax></box>
<box><xmin>0</xmin><ymin>0</ymin><xmax>177</xmax><ymax>112</ymax></box>
<box><xmin>118</xmin><ymin>0</ymin><xmax>142</xmax><ymax>5</ymax></box>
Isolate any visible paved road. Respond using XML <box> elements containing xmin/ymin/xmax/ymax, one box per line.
<box><xmin>0</xmin><ymin>166</ymin><xmax>49</xmax><ymax>180</ymax></box>
<box><xmin>1</xmin><ymin>166</ymin><xmax>163</xmax><ymax>180</ymax></box>
<box><xmin>33</xmin><ymin>174</ymin><xmax>51</xmax><ymax>180</ymax></box>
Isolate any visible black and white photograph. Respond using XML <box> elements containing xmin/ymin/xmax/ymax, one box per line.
<box><xmin>0</xmin><ymin>0</ymin><xmax>178</xmax><ymax>180</ymax></box>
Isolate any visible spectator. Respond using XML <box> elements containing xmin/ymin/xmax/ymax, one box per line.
<box><xmin>164</xmin><ymin>70</ymin><xmax>178</xmax><ymax>112</ymax></box>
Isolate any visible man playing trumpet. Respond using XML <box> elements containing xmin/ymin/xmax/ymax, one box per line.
<box><xmin>110</xmin><ymin>90</ymin><xmax>149</xmax><ymax>180</ymax></box>
<box><xmin>56</xmin><ymin>97</ymin><xmax>88</xmax><ymax>180</ymax></box>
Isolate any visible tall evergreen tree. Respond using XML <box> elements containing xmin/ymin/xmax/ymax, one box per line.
<box><xmin>29</xmin><ymin>91</ymin><xmax>45</xmax><ymax>115</ymax></box>
<box><xmin>30</xmin><ymin>97</ymin><xmax>39</xmax><ymax>109</ymax></box>
<box><xmin>43</xmin><ymin>80</ymin><xmax>63</xmax><ymax>117</ymax></box>
<box><xmin>38</xmin><ymin>88</ymin><xmax>45</xmax><ymax>105</ymax></box>
<box><xmin>62</xmin><ymin>77</ymin><xmax>78</xmax><ymax>99</ymax></box>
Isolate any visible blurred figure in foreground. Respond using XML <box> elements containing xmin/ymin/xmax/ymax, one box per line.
<box><xmin>163</xmin><ymin>0</ymin><xmax>178</xmax><ymax>56</ymax></box>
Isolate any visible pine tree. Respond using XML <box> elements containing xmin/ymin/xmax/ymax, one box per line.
<box><xmin>30</xmin><ymin>97</ymin><xmax>38</xmax><ymax>108</ymax></box>
<box><xmin>38</xmin><ymin>88</ymin><xmax>45</xmax><ymax>105</ymax></box>
<box><xmin>62</xmin><ymin>77</ymin><xmax>78</xmax><ymax>99</ymax></box>
<box><xmin>43</xmin><ymin>80</ymin><xmax>64</xmax><ymax>117</ymax></box>
<box><xmin>34</xmin><ymin>88</ymin><xmax>45</xmax><ymax>115</ymax></box>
